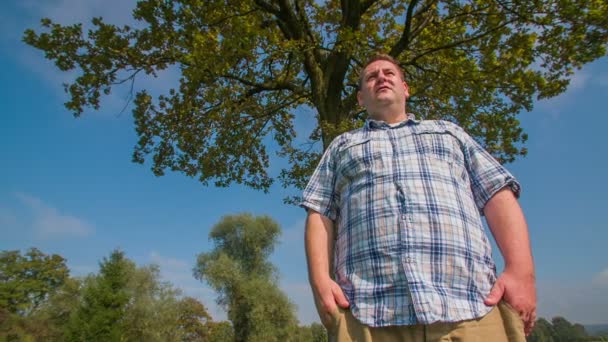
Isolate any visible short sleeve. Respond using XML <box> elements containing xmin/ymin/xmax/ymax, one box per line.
<box><xmin>300</xmin><ymin>140</ymin><xmax>340</xmax><ymax>221</ymax></box>
<box><xmin>455</xmin><ymin>126</ymin><xmax>521</xmax><ymax>212</ymax></box>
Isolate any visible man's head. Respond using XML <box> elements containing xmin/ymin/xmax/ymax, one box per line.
<box><xmin>357</xmin><ymin>54</ymin><xmax>409</xmax><ymax>123</ymax></box>
<box><xmin>358</xmin><ymin>54</ymin><xmax>406</xmax><ymax>88</ymax></box>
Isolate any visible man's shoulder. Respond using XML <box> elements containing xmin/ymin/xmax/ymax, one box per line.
<box><xmin>327</xmin><ymin>127</ymin><xmax>367</xmax><ymax>150</ymax></box>
<box><xmin>416</xmin><ymin>119</ymin><xmax>464</xmax><ymax>133</ymax></box>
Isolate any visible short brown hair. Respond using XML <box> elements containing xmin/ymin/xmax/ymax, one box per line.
<box><xmin>358</xmin><ymin>54</ymin><xmax>405</xmax><ymax>88</ymax></box>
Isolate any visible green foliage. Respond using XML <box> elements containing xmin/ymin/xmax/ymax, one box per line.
<box><xmin>207</xmin><ymin>321</ymin><xmax>235</xmax><ymax>342</ymax></box>
<box><xmin>199</xmin><ymin>213</ymin><xmax>281</xmax><ymax>280</ymax></box>
<box><xmin>0</xmin><ymin>243</ymin><xmax>326</xmax><ymax>342</ymax></box>
<box><xmin>7</xmin><ymin>247</ymin><xmax>608</xmax><ymax>342</ymax></box>
<box><xmin>528</xmin><ymin>318</ymin><xmax>555</xmax><ymax>342</ymax></box>
<box><xmin>0</xmin><ymin>248</ymin><xmax>69</xmax><ymax>316</ymax></box>
<box><xmin>525</xmin><ymin>316</ymin><xmax>608</xmax><ymax>342</ymax></box>
<box><xmin>22</xmin><ymin>0</ymin><xmax>608</xmax><ymax>195</ymax></box>
<box><xmin>0</xmin><ymin>248</ymin><xmax>69</xmax><ymax>341</ymax></box>
<box><xmin>551</xmin><ymin>316</ymin><xmax>588</xmax><ymax>342</ymax></box>
<box><xmin>64</xmin><ymin>250</ymin><xmax>133</xmax><ymax>341</ymax></box>
<box><xmin>194</xmin><ymin>213</ymin><xmax>299</xmax><ymax>342</ymax></box>
<box><xmin>291</xmin><ymin>323</ymin><xmax>329</xmax><ymax>342</ymax></box>
<box><xmin>177</xmin><ymin>296</ymin><xmax>213</xmax><ymax>341</ymax></box>
<box><xmin>23</xmin><ymin>277</ymin><xmax>83</xmax><ymax>341</ymax></box>
<box><xmin>62</xmin><ymin>250</ymin><xmax>216</xmax><ymax>342</ymax></box>
<box><xmin>310</xmin><ymin>322</ymin><xmax>328</xmax><ymax>342</ymax></box>
<box><xmin>121</xmin><ymin>264</ymin><xmax>189</xmax><ymax>341</ymax></box>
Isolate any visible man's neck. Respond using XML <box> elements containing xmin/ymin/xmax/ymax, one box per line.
<box><xmin>369</xmin><ymin>109</ymin><xmax>408</xmax><ymax>124</ymax></box>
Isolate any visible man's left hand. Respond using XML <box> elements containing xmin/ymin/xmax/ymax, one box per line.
<box><xmin>484</xmin><ymin>269</ymin><xmax>537</xmax><ymax>336</ymax></box>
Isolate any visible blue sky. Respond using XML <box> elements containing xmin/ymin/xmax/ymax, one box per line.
<box><xmin>1</xmin><ymin>0</ymin><xmax>607</xmax><ymax>326</ymax></box>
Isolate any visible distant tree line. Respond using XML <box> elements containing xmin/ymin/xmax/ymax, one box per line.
<box><xmin>527</xmin><ymin>317</ymin><xmax>608</xmax><ymax>342</ymax></box>
<box><xmin>0</xmin><ymin>247</ymin><xmax>236</xmax><ymax>341</ymax></box>
<box><xmin>0</xmin><ymin>214</ymin><xmax>326</xmax><ymax>341</ymax></box>
<box><xmin>1</xmin><ymin>213</ymin><xmax>605</xmax><ymax>341</ymax></box>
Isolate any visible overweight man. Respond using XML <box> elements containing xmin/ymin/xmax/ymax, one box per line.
<box><xmin>301</xmin><ymin>54</ymin><xmax>536</xmax><ymax>341</ymax></box>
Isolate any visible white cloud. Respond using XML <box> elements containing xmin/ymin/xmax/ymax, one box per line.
<box><xmin>15</xmin><ymin>192</ymin><xmax>94</xmax><ymax>239</ymax></box>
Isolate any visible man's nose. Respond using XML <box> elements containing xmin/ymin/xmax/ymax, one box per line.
<box><xmin>377</xmin><ymin>72</ymin><xmax>387</xmax><ymax>82</ymax></box>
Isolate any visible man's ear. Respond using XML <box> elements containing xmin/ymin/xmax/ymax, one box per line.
<box><xmin>357</xmin><ymin>90</ymin><xmax>363</xmax><ymax>106</ymax></box>
<box><xmin>403</xmin><ymin>81</ymin><xmax>410</xmax><ymax>99</ymax></box>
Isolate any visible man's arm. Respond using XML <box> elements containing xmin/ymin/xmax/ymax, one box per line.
<box><xmin>305</xmin><ymin>209</ymin><xmax>349</xmax><ymax>327</ymax></box>
<box><xmin>483</xmin><ymin>187</ymin><xmax>536</xmax><ymax>335</ymax></box>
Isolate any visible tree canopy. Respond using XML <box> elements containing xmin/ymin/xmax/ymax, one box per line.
<box><xmin>0</xmin><ymin>248</ymin><xmax>69</xmax><ymax>316</ymax></box>
<box><xmin>526</xmin><ymin>316</ymin><xmax>601</xmax><ymax>342</ymax></box>
<box><xmin>65</xmin><ymin>250</ymin><xmax>134</xmax><ymax>341</ymax></box>
<box><xmin>23</xmin><ymin>0</ymin><xmax>607</xmax><ymax>194</ymax></box>
<box><xmin>0</xmin><ymin>248</ymin><xmax>216</xmax><ymax>341</ymax></box>
<box><xmin>194</xmin><ymin>213</ymin><xmax>299</xmax><ymax>341</ymax></box>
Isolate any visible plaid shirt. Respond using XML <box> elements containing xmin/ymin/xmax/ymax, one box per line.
<box><xmin>301</xmin><ymin>115</ymin><xmax>520</xmax><ymax>327</ymax></box>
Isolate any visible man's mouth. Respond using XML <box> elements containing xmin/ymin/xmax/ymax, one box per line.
<box><xmin>376</xmin><ymin>86</ymin><xmax>391</xmax><ymax>93</ymax></box>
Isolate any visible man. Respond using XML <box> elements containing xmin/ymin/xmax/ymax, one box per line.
<box><xmin>302</xmin><ymin>54</ymin><xmax>536</xmax><ymax>341</ymax></box>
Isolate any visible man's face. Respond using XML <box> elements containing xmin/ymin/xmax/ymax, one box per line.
<box><xmin>357</xmin><ymin>60</ymin><xmax>409</xmax><ymax>112</ymax></box>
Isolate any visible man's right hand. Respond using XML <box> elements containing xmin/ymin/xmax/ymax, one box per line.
<box><xmin>312</xmin><ymin>276</ymin><xmax>350</xmax><ymax>328</ymax></box>
<box><xmin>304</xmin><ymin>210</ymin><xmax>348</xmax><ymax>328</ymax></box>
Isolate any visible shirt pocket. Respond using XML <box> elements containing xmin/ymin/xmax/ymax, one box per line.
<box><xmin>412</xmin><ymin>132</ymin><xmax>468</xmax><ymax>185</ymax></box>
<box><xmin>337</xmin><ymin>138</ymin><xmax>384</xmax><ymax>184</ymax></box>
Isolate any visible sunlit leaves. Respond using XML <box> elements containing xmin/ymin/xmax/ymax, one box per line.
<box><xmin>23</xmin><ymin>0</ymin><xmax>608</xmax><ymax>191</ymax></box>
<box><xmin>194</xmin><ymin>213</ymin><xmax>299</xmax><ymax>341</ymax></box>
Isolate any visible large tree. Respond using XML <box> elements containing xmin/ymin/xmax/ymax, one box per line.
<box><xmin>23</xmin><ymin>0</ymin><xmax>607</xmax><ymax>194</ymax></box>
<box><xmin>0</xmin><ymin>248</ymin><xmax>69</xmax><ymax>341</ymax></box>
<box><xmin>0</xmin><ymin>248</ymin><xmax>217</xmax><ymax>341</ymax></box>
<box><xmin>176</xmin><ymin>296</ymin><xmax>213</xmax><ymax>341</ymax></box>
<box><xmin>550</xmin><ymin>316</ymin><xmax>588</xmax><ymax>342</ymax></box>
<box><xmin>65</xmin><ymin>250</ymin><xmax>133</xmax><ymax>341</ymax></box>
<box><xmin>527</xmin><ymin>318</ymin><xmax>555</xmax><ymax>342</ymax></box>
<box><xmin>64</xmin><ymin>250</ymin><xmax>214</xmax><ymax>341</ymax></box>
<box><xmin>194</xmin><ymin>213</ymin><xmax>299</xmax><ymax>341</ymax></box>
<box><xmin>0</xmin><ymin>248</ymin><xmax>69</xmax><ymax>316</ymax></box>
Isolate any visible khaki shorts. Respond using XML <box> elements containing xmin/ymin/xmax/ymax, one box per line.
<box><xmin>327</xmin><ymin>302</ymin><xmax>525</xmax><ymax>342</ymax></box>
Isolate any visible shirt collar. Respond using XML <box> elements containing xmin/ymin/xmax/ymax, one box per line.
<box><xmin>365</xmin><ymin>113</ymin><xmax>419</xmax><ymax>130</ymax></box>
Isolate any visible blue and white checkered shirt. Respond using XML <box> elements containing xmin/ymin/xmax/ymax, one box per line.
<box><xmin>301</xmin><ymin>115</ymin><xmax>520</xmax><ymax>327</ymax></box>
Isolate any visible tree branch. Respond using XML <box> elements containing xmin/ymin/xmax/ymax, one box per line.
<box><xmin>407</xmin><ymin>10</ymin><xmax>434</xmax><ymax>42</ymax></box>
<box><xmin>260</xmin><ymin>0</ymin><xmax>322</xmax><ymax>109</ymax></box>
<box><xmin>220</xmin><ymin>73</ymin><xmax>304</xmax><ymax>95</ymax></box>
<box><xmin>389</xmin><ymin>0</ymin><xmax>420</xmax><ymax>57</ymax></box>
<box><xmin>407</xmin><ymin>19</ymin><xmax>517</xmax><ymax>65</ymax></box>
<box><xmin>208</xmin><ymin>9</ymin><xmax>260</xmax><ymax>27</ymax></box>
<box><xmin>242</xmin><ymin>95</ymin><xmax>306</xmax><ymax>127</ymax></box>
<box><xmin>360</xmin><ymin>0</ymin><xmax>379</xmax><ymax>13</ymax></box>
<box><xmin>252</xmin><ymin>0</ymin><xmax>280</xmax><ymax>16</ymax></box>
